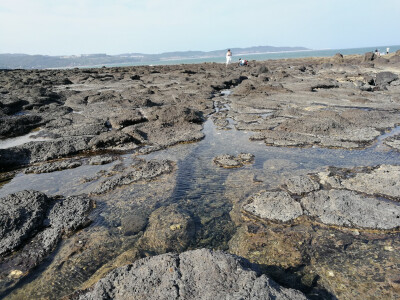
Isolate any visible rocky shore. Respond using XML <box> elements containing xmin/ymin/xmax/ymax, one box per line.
<box><xmin>1</xmin><ymin>51</ymin><xmax>400</xmax><ymax>299</ymax></box>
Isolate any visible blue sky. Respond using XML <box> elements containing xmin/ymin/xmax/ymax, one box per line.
<box><xmin>0</xmin><ymin>0</ymin><xmax>398</xmax><ymax>55</ymax></box>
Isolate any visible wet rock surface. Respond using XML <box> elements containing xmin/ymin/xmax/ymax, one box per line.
<box><xmin>72</xmin><ymin>249</ymin><xmax>307</xmax><ymax>300</ymax></box>
<box><xmin>213</xmin><ymin>153</ymin><xmax>254</xmax><ymax>168</ymax></box>
<box><xmin>91</xmin><ymin>159</ymin><xmax>175</xmax><ymax>194</ymax></box>
<box><xmin>0</xmin><ymin>190</ymin><xmax>93</xmax><ymax>294</ymax></box>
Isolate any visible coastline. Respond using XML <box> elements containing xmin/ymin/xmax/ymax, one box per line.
<box><xmin>1</xmin><ymin>52</ymin><xmax>400</xmax><ymax>299</ymax></box>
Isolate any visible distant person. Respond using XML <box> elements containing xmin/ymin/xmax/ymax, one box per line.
<box><xmin>375</xmin><ymin>49</ymin><xmax>381</xmax><ymax>57</ymax></box>
<box><xmin>386</xmin><ymin>47</ymin><xmax>390</xmax><ymax>54</ymax></box>
<box><xmin>238</xmin><ymin>58</ymin><xmax>248</xmax><ymax>66</ymax></box>
<box><xmin>226</xmin><ymin>49</ymin><xmax>232</xmax><ymax>66</ymax></box>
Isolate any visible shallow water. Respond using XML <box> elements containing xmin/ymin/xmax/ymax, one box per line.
<box><xmin>1</xmin><ymin>93</ymin><xmax>400</xmax><ymax>299</ymax></box>
<box><xmin>0</xmin><ymin>129</ymin><xmax>52</xmax><ymax>149</ymax></box>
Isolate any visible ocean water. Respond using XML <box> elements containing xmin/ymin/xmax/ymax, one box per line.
<box><xmin>105</xmin><ymin>45</ymin><xmax>400</xmax><ymax>68</ymax></box>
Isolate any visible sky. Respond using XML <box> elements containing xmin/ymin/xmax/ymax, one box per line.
<box><xmin>0</xmin><ymin>0</ymin><xmax>399</xmax><ymax>56</ymax></box>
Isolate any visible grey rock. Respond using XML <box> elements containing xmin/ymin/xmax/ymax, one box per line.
<box><xmin>283</xmin><ymin>175</ymin><xmax>320</xmax><ymax>195</ymax></box>
<box><xmin>0</xmin><ymin>191</ymin><xmax>50</xmax><ymax>256</ymax></box>
<box><xmin>384</xmin><ymin>134</ymin><xmax>400</xmax><ymax>151</ymax></box>
<box><xmin>88</xmin><ymin>131</ymin><xmax>137</xmax><ymax>149</ymax></box>
<box><xmin>25</xmin><ymin>158</ymin><xmax>82</xmax><ymax>174</ymax></box>
<box><xmin>375</xmin><ymin>72</ymin><xmax>398</xmax><ymax>86</ymax></box>
<box><xmin>76</xmin><ymin>249</ymin><xmax>308</xmax><ymax>300</ymax></box>
<box><xmin>301</xmin><ymin>189</ymin><xmax>400</xmax><ymax>230</ymax></box>
<box><xmin>244</xmin><ymin>191</ymin><xmax>303</xmax><ymax>222</ymax></box>
<box><xmin>88</xmin><ymin>155</ymin><xmax>117</xmax><ymax>165</ymax></box>
<box><xmin>92</xmin><ymin>159</ymin><xmax>174</xmax><ymax>194</ymax></box>
<box><xmin>213</xmin><ymin>153</ymin><xmax>255</xmax><ymax>168</ymax></box>
<box><xmin>121</xmin><ymin>214</ymin><xmax>148</xmax><ymax>236</ymax></box>
<box><xmin>339</xmin><ymin>165</ymin><xmax>400</xmax><ymax>199</ymax></box>
<box><xmin>109</xmin><ymin>110</ymin><xmax>147</xmax><ymax>129</ymax></box>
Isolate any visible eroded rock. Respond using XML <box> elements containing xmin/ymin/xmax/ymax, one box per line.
<box><xmin>213</xmin><ymin>153</ymin><xmax>255</xmax><ymax>168</ymax></box>
<box><xmin>73</xmin><ymin>249</ymin><xmax>307</xmax><ymax>300</ymax></box>
<box><xmin>244</xmin><ymin>191</ymin><xmax>303</xmax><ymax>222</ymax></box>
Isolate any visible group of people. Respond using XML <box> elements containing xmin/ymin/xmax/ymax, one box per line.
<box><xmin>225</xmin><ymin>49</ymin><xmax>248</xmax><ymax>66</ymax></box>
<box><xmin>374</xmin><ymin>47</ymin><xmax>390</xmax><ymax>57</ymax></box>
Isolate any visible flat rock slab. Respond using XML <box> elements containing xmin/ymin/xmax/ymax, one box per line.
<box><xmin>384</xmin><ymin>134</ymin><xmax>400</xmax><ymax>151</ymax></box>
<box><xmin>283</xmin><ymin>175</ymin><xmax>320</xmax><ymax>195</ymax></box>
<box><xmin>75</xmin><ymin>249</ymin><xmax>307</xmax><ymax>300</ymax></box>
<box><xmin>24</xmin><ymin>158</ymin><xmax>82</xmax><ymax>174</ymax></box>
<box><xmin>213</xmin><ymin>153</ymin><xmax>254</xmax><ymax>168</ymax></box>
<box><xmin>339</xmin><ymin>165</ymin><xmax>400</xmax><ymax>199</ymax></box>
<box><xmin>301</xmin><ymin>189</ymin><xmax>400</xmax><ymax>230</ymax></box>
<box><xmin>319</xmin><ymin>165</ymin><xmax>400</xmax><ymax>199</ymax></box>
<box><xmin>92</xmin><ymin>159</ymin><xmax>174</xmax><ymax>194</ymax></box>
<box><xmin>244</xmin><ymin>191</ymin><xmax>303</xmax><ymax>222</ymax></box>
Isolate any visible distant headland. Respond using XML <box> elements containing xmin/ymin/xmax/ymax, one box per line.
<box><xmin>0</xmin><ymin>46</ymin><xmax>308</xmax><ymax>69</ymax></box>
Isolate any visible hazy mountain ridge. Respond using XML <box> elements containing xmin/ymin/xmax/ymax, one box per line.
<box><xmin>0</xmin><ymin>46</ymin><xmax>309</xmax><ymax>69</ymax></box>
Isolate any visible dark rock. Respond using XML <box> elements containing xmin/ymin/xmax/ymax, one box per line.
<box><xmin>0</xmin><ymin>191</ymin><xmax>93</xmax><ymax>293</ymax></box>
<box><xmin>121</xmin><ymin>214</ymin><xmax>147</xmax><ymax>236</ymax></box>
<box><xmin>130</xmin><ymin>75</ymin><xmax>141</xmax><ymax>80</ymax></box>
<box><xmin>331</xmin><ymin>53</ymin><xmax>344</xmax><ymax>64</ymax></box>
<box><xmin>375</xmin><ymin>71</ymin><xmax>398</xmax><ymax>86</ymax></box>
<box><xmin>0</xmin><ymin>191</ymin><xmax>50</xmax><ymax>256</ymax></box>
<box><xmin>363</xmin><ymin>52</ymin><xmax>376</xmax><ymax>62</ymax></box>
<box><xmin>0</xmin><ymin>115</ymin><xmax>42</xmax><ymax>138</ymax></box>
<box><xmin>74</xmin><ymin>249</ymin><xmax>307</xmax><ymax>300</ymax></box>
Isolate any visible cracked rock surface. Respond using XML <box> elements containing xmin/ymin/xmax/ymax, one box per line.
<box><xmin>74</xmin><ymin>249</ymin><xmax>307</xmax><ymax>300</ymax></box>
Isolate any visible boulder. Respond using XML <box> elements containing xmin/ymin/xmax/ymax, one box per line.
<box><xmin>375</xmin><ymin>72</ymin><xmax>398</xmax><ymax>86</ymax></box>
<box><xmin>301</xmin><ymin>189</ymin><xmax>400</xmax><ymax>230</ymax></box>
<box><xmin>74</xmin><ymin>249</ymin><xmax>307</xmax><ymax>300</ymax></box>
<box><xmin>363</xmin><ymin>52</ymin><xmax>376</xmax><ymax>62</ymax></box>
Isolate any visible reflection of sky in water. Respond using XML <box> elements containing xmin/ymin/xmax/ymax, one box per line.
<box><xmin>0</xmin><ymin>129</ymin><xmax>52</xmax><ymax>149</ymax></box>
<box><xmin>1</xmin><ymin>118</ymin><xmax>400</xmax><ymax>198</ymax></box>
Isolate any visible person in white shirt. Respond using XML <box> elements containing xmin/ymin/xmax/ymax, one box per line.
<box><xmin>226</xmin><ymin>49</ymin><xmax>232</xmax><ymax>66</ymax></box>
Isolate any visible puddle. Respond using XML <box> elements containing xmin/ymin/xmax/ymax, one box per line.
<box><xmin>1</xmin><ymin>92</ymin><xmax>400</xmax><ymax>299</ymax></box>
<box><xmin>0</xmin><ymin>129</ymin><xmax>53</xmax><ymax>149</ymax></box>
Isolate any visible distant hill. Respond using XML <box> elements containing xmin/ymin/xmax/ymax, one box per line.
<box><xmin>0</xmin><ymin>46</ymin><xmax>309</xmax><ymax>69</ymax></box>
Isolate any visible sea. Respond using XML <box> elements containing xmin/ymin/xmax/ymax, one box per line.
<box><xmin>104</xmin><ymin>45</ymin><xmax>400</xmax><ymax>68</ymax></box>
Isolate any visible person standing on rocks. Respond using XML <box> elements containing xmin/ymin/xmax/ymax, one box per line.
<box><xmin>226</xmin><ymin>49</ymin><xmax>232</xmax><ymax>66</ymax></box>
